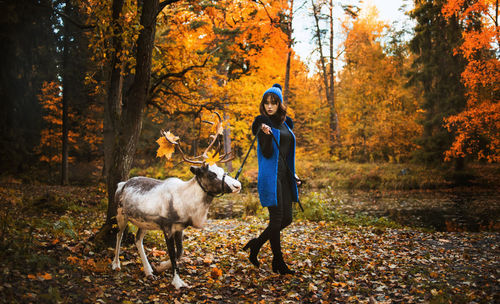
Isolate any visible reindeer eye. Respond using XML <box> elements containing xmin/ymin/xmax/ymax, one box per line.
<box><xmin>208</xmin><ymin>172</ymin><xmax>217</xmax><ymax>179</ymax></box>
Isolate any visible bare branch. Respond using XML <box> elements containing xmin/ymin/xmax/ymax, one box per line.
<box><xmin>150</xmin><ymin>46</ymin><xmax>220</xmax><ymax>95</ymax></box>
<box><xmin>157</xmin><ymin>0</ymin><xmax>181</xmax><ymax>17</ymax></box>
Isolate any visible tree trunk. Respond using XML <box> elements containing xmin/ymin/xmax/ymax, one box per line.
<box><xmin>313</xmin><ymin>0</ymin><xmax>338</xmax><ymax>153</ymax></box>
<box><xmin>312</xmin><ymin>0</ymin><xmax>329</xmax><ymax>104</ymax></box>
<box><xmin>61</xmin><ymin>0</ymin><xmax>71</xmax><ymax>185</ymax></box>
<box><xmin>96</xmin><ymin>0</ymin><xmax>161</xmax><ymax>246</ymax></box>
<box><xmin>328</xmin><ymin>0</ymin><xmax>338</xmax><ymax>147</ymax></box>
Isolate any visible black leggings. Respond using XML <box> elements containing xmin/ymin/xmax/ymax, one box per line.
<box><xmin>255</xmin><ymin>171</ymin><xmax>293</xmax><ymax>248</ymax></box>
<box><xmin>268</xmin><ymin>172</ymin><xmax>293</xmax><ymax>231</ymax></box>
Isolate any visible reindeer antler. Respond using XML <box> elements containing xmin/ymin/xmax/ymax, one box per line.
<box><xmin>160</xmin><ymin>111</ymin><xmax>233</xmax><ymax>166</ymax></box>
<box><xmin>202</xmin><ymin>112</ymin><xmax>223</xmax><ymax>159</ymax></box>
<box><xmin>161</xmin><ymin>129</ymin><xmax>204</xmax><ymax>165</ymax></box>
<box><xmin>218</xmin><ymin>150</ymin><xmax>235</xmax><ymax>163</ymax></box>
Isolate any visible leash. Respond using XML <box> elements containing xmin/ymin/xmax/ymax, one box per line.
<box><xmin>234</xmin><ymin>129</ymin><xmax>261</xmax><ymax>180</ymax></box>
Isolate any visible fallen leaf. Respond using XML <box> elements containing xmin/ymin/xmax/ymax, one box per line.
<box><xmin>210</xmin><ymin>267</ymin><xmax>222</xmax><ymax>279</ymax></box>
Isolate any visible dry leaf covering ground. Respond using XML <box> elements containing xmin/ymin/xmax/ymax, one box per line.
<box><xmin>0</xmin><ymin>183</ymin><xmax>498</xmax><ymax>303</ymax></box>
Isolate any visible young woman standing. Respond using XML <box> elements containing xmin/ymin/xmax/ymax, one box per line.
<box><xmin>243</xmin><ymin>83</ymin><xmax>301</xmax><ymax>275</ymax></box>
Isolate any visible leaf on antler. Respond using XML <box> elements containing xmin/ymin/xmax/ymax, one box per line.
<box><xmin>163</xmin><ymin>130</ymin><xmax>179</xmax><ymax>144</ymax></box>
<box><xmin>205</xmin><ymin>150</ymin><xmax>220</xmax><ymax>166</ymax></box>
<box><xmin>156</xmin><ymin>137</ymin><xmax>175</xmax><ymax>159</ymax></box>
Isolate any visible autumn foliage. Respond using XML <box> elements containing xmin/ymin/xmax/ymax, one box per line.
<box><xmin>21</xmin><ymin>0</ymin><xmax>498</xmax><ymax>187</ymax></box>
<box><xmin>442</xmin><ymin>0</ymin><xmax>500</xmax><ymax>162</ymax></box>
<box><xmin>336</xmin><ymin>7</ymin><xmax>422</xmax><ymax>162</ymax></box>
<box><xmin>37</xmin><ymin>81</ymin><xmax>78</xmax><ymax>166</ymax></box>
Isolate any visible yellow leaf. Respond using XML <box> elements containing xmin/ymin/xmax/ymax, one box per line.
<box><xmin>156</xmin><ymin>137</ymin><xmax>175</xmax><ymax>159</ymax></box>
<box><xmin>205</xmin><ymin>150</ymin><xmax>220</xmax><ymax>166</ymax></box>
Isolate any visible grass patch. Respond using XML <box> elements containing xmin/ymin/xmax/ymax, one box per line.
<box><xmin>292</xmin><ymin>190</ymin><xmax>402</xmax><ymax>229</ymax></box>
<box><xmin>299</xmin><ymin>160</ymin><xmax>455</xmax><ymax>190</ymax></box>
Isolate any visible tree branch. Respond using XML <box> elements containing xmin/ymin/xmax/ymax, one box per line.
<box><xmin>157</xmin><ymin>0</ymin><xmax>180</xmax><ymax>17</ymax></box>
<box><xmin>150</xmin><ymin>46</ymin><xmax>220</xmax><ymax>94</ymax></box>
<box><xmin>150</xmin><ymin>57</ymin><xmax>210</xmax><ymax>95</ymax></box>
<box><xmin>255</xmin><ymin>0</ymin><xmax>277</xmax><ymax>25</ymax></box>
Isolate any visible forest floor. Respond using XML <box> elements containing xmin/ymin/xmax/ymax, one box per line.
<box><xmin>0</xmin><ymin>181</ymin><xmax>499</xmax><ymax>303</ymax></box>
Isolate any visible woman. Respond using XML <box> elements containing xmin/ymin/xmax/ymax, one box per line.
<box><xmin>243</xmin><ymin>83</ymin><xmax>300</xmax><ymax>275</ymax></box>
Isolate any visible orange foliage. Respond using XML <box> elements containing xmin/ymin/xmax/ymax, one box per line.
<box><xmin>37</xmin><ymin>81</ymin><xmax>103</xmax><ymax>166</ymax></box>
<box><xmin>442</xmin><ymin>0</ymin><xmax>500</xmax><ymax>162</ymax></box>
<box><xmin>145</xmin><ymin>0</ymin><xmax>291</xmax><ymax>158</ymax></box>
<box><xmin>36</xmin><ymin>82</ymin><xmax>78</xmax><ymax>164</ymax></box>
<box><xmin>336</xmin><ymin>6</ymin><xmax>422</xmax><ymax>162</ymax></box>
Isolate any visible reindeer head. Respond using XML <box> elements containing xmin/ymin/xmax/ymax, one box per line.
<box><xmin>161</xmin><ymin>112</ymin><xmax>241</xmax><ymax>196</ymax></box>
<box><xmin>190</xmin><ymin>164</ymin><xmax>241</xmax><ymax>195</ymax></box>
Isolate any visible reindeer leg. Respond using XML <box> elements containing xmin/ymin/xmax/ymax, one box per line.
<box><xmin>165</xmin><ymin>229</ymin><xmax>188</xmax><ymax>289</ymax></box>
<box><xmin>112</xmin><ymin>213</ymin><xmax>127</xmax><ymax>271</ymax></box>
<box><xmin>135</xmin><ymin>228</ymin><xmax>155</xmax><ymax>279</ymax></box>
<box><xmin>155</xmin><ymin>230</ymin><xmax>183</xmax><ymax>273</ymax></box>
<box><xmin>174</xmin><ymin>230</ymin><xmax>184</xmax><ymax>259</ymax></box>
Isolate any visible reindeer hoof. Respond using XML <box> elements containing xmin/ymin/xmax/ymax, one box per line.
<box><xmin>112</xmin><ymin>261</ymin><xmax>121</xmax><ymax>271</ymax></box>
<box><xmin>172</xmin><ymin>274</ymin><xmax>188</xmax><ymax>289</ymax></box>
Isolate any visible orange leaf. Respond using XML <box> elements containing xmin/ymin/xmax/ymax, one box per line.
<box><xmin>27</xmin><ymin>274</ymin><xmax>36</xmax><ymax>280</ymax></box>
<box><xmin>210</xmin><ymin>267</ymin><xmax>222</xmax><ymax>279</ymax></box>
<box><xmin>40</xmin><ymin>273</ymin><xmax>52</xmax><ymax>280</ymax></box>
<box><xmin>152</xmin><ymin>248</ymin><xmax>167</xmax><ymax>257</ymax></box>
<box><xmin>67</xmin><ymin>255</ymin><xmax>79</xmax><ymax>264</ymax></box>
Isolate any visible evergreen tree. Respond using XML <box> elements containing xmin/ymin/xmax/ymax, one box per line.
<box><xmin>409</xmin><ymin>0</ymin><xmax>468</xmax><ymax>165</ymax></box>
<box><xmin>0</xmin><ymin>0</ymin><xmax>59</xmax><ymax>174</ymax></box>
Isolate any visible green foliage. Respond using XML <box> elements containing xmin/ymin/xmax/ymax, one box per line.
<box><xmin>293</xmin><ymin>190</ymin><xmax>401</xmax><ymax>229</ymax></box>
<box><xmin>294</xmin><ymin>191</ymin><xmax>335</xmax><ymax>222</ymax></box>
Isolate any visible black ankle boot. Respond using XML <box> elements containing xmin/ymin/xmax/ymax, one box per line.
<box><xmin>272</xmin><ymin>256</ymin><xmax>295</xmax><ymax>275</ymax></box>
<box><xmin>242</xmin><ymin>238</ymin><xmax>261</xmax><ymax>268</ymax></box>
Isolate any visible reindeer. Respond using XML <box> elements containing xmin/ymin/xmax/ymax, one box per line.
<box><xmin>111</xmin><ymin>115</ymin><xmax>241</xmax><ymax>289</ymax></box>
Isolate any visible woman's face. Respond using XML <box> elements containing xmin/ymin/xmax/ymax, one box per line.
<box><xmin>263</xmin><ymin>96</ymin><xmax>279</xmax><ymax>116</ymax></box>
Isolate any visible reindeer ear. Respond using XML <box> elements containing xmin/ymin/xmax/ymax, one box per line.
<box><xmin>190</xmin><ymin>166</ymin><xmax>202</xmax><ymax>175</ymax></box>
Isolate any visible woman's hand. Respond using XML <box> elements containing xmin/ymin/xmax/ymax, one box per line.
<box><xmin>261</xmin><ymin>123</ymin><xmax>272</xmax><ymax>135</ymax></box>
<box><xmin>295</xmin><ymin>174</ymin><xmax>302</xmax><ymax>187</ymax></box>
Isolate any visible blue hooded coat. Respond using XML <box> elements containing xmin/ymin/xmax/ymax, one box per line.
<box><xmin>251</xmin><ymin>115</ymin><xmax>299</xmax><ymax>207</ymax></box>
